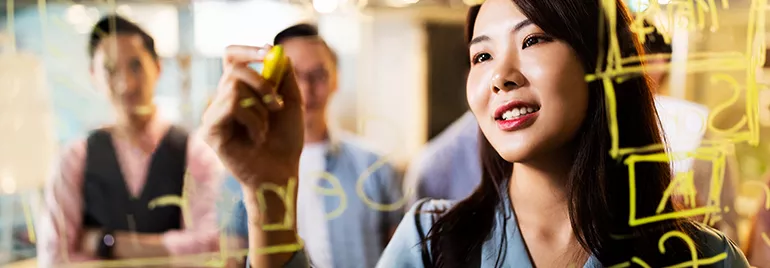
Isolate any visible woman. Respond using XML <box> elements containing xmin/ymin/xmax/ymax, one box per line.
<box><xmin>200</xmin><ymin>0</ymin><xmax>749</xmax><ymax>267</ymax></box>
<box><xmin>374</xmin><ymin>0</ymin><xmax>748</xmax><ymax>267</ymax></box>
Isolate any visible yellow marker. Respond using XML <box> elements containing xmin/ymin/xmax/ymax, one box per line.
<box><xmin>242</xmin><ymin>45</ymin><xmax>288</xmax><ymax>108</ymax></box>
<box><xmin>263</xmin><ymin>45</ymin><xmax>288</xmax><ymax>88</ymax></box>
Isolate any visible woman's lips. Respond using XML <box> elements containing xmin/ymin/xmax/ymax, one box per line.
<box><xmin>496</xmin><ymin>111</ymin><xmax>538</xmax><ymax>131</ymax></box>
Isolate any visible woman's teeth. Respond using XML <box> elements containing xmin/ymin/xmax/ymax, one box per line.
<box><xmin>501</xmin><ymin>107</ymin><xmax>538</xmax><ymax>120</ymax></box>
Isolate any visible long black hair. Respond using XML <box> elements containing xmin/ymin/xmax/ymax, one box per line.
<box><xmin>424</xmin><ymin>0</ymin><xmax>699</xmax><ymax>266</ymax></box>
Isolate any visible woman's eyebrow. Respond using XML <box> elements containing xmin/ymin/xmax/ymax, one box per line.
<box><xmin>468</xmin><ymin>19</ymin><xmax>534</xmax><ymax>46</ymax></box>
<box><xmin>512</xmin><ymin>19</ymin><xmax>533</xmax><ymax>34</ymax></box>
<box><xmin>469</xmin><ymin>35</ymin><xmax>490</xmax><ymax>46</ymax></box>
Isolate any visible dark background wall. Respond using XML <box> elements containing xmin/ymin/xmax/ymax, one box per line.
<box><xmin>424</xmin><ymin>21</ymin><xmax>470</xmax><ymax>140</ymax></box>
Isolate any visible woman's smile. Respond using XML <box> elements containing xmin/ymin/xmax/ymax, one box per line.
<box><xmin>493</xmin><ymin>100</ymin><xmax>541</xmax><ymax>131</ymax></box>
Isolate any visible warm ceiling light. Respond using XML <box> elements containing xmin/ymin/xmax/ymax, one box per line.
<box><xmin>314</xmin><ymin>0</ymin><xmax>338</xmax><ymax>13</ymax></box>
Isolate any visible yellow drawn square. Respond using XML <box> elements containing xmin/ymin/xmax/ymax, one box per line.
<box><xmin>625</xmin><ymin>145</ymin><xmax>728</xmax><ymax>227</ymax></box>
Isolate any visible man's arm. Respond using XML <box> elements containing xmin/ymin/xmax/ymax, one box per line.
<box><xmin>376</xmin><ymin>162</ymin><xmax>405</xmax><ymax>244</ymax></box>
<box><xmin>79</xmin><ymin>229</ymin><xmax>169</xmax><ymax>258</ymax></box>
<box><xmin>241</xmin><ymin>172</ymin><xmax>302</xmax><ymax>268</ymax></box>
<box><xmin>37</xmin><ymin>141</ymin><xmax>97</xmax><ymax>264</ymax></box>
<box><xmin>78</xmin><ymin>135</ymin><xmax>223</xmax><ymax>260</ymax></box>
<box><xmin>403</xmin><ymin>152</ymin><xmax>432</xmax><ymax>209</ymax></box>
<box><xmin>160</xmin><ymin>136</ymin><xmax>223</xmax><ymax>255</ymax></box>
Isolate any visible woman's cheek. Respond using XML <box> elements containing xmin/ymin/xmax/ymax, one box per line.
<box><xmin>466</xmin><ymin>87</ymin><xmax>484</xmax><ymax>113</ymax></box>
<box><xmin>466</xmin><ymin>69</ymin><xmax>493</xmax><ymax>109</ymax></box>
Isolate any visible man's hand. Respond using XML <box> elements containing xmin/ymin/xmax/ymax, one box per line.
<box><xmin>200</xmin><ymin>45</ymin><xmax>305</xmax><ymax>267</ymax></box>
<box><xmin>200</xmin><ymin>45</ymin><xmax>304</xmax><ymax>190</ymax></box>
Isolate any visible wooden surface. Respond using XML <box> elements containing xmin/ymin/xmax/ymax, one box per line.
<box><xmin>5</xmin><ymin>258</ymin><xmax>36</xmax><ymax>268</ymax></box>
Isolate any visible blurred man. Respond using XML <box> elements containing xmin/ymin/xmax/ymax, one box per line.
<box><xmin>228</xmin><ymin>23</ymin><xmax>403</xmax><ymax>268</ymax></box>
<box><xmin>403</xmin><ymin>111</ymin><xmax>481</xmax><ymax>207</ymax></box>
<box><xmin>38</xmin><ymin>15</ymin><xmax>222</xmax><ymax>266</ymax></box>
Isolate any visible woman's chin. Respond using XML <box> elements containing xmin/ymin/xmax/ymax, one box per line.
<box><xmin>496</xmin><ymin>147</ymin><xmax>536</xmax><ymax>164</ymax></box>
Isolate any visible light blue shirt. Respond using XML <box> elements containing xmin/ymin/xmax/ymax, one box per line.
<box><xmin>232</xmin><ymin>136</ymin><xmax>404</xmax><ymax>268</ymax></box>
<box><xmin>404</xmin><ymin>111</ymin><xmax>481</xmax><ymax>206</ymax></box>
<box><xmin>377</xmin><ymin>196</ymin><xmax>750</xmax><ymax>267</ymax></box>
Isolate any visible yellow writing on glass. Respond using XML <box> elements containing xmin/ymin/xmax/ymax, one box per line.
<box><xmin>255</xmin><ymin>177</ymin><xmax>297</xmax><ymax>231</ymax></box>
<box><xmin>311</xmin><ymin>171</ymin><xmax>348</xmax><ymax>220</ymax></box>
<box><xmin>708</xmin><ymin>74</ymin><xmax>749</xmax><ymax>135</ymax></box>
<box><xmin>59</xmin><ymin>242</ymin><xmax>305</xmax><ymax>268</ymax></box>
<box><xmin>609</xmin><ymin>231</ymin><xmax>728</xmax><ymax>267</ymax></box>
<box><xmin>147</xmin><ymin>195</ymin><xmax>192</xmax><ymax>228</ymax></box>
<box><xmin>625</xmin><ymin>147</ymin><xmax>726</xmax><ymax>227</ymax></box>
<box><xmin>146</xmin><ymin>171</ymin><xmax>196</xmax><ymax>228</ymax></box>
<box><xmin>659</xmin><ymin>230</ymin><xmax>728</xmax><ymax>267</ymax></box>
<box><xmin>658</xmin><ymin>170</ymin><xmax>697</xmax><ymax>213</ymax></box>
<box><xmin>356</xmin><ymin>156</ymin><xmax>407</xmax><ymax>211</ymax></box>
<box><xmin>22</xmin><ymin>194</ymin><xmax>36</xmax><ymax>243</ymax></box>
<box><xmin>56</xmin><ymin>175</ymin><xmax>302</xmax><ymax>267</ymax></box>
<box><xmin>206</xmin><ymin>177</ymin><xmax>303</xmax><ymax>267</ymax></box>
<box><xmin>631</xmin><ymin>0</ymin><xmax>727</xmax><ymax>45</ymax></box>
<box><xmin>592</xmin><ymin>0</ymin><xmax>765</xmax><ymax>159</ymax></box>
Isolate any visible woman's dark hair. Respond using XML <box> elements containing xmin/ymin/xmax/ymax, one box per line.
<box><xmin>89</xmin><ymin>15</ymin><xmax>157</xmax><ymax>60</ymax></box>
<box><xmin>425</xmin><ymin>0</ymin><xmax>698</xmax><ymax>267</ymax></box>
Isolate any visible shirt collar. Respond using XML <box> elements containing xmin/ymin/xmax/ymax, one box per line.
<box><xmin>106</xmin><ymin>113</ymin><xmax>170</xmax><ymax>150</ymax></box>
<box><xmin>313</xmin><ymin>128</ymin><xmax>342</xmax><ymax>157</ymax></box>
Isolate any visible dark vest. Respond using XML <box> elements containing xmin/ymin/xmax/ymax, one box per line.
<box><xmin>82</xmin><ymin>126</ymin><xmax>188</xmax><ymax>233</ymax></box>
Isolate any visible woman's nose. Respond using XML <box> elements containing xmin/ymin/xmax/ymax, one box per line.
<box><xmin>490</xmin><ymin>65</ymin><xmax>525</xmax><ymax>94</ymax></box>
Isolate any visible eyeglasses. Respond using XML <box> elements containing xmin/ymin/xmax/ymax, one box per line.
<box><xmin>295</xmin><ymin>68</ymin><xmax>330</xmax><ymax>85</ymax></box>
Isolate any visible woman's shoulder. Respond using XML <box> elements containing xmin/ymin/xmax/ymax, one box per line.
<box><xmin>375</xmin><ymin>198</ymin><xmax>455</xmax><ymax>268</ymax></box>
<box><xmin>411</xmin><ymin>198</ymin><xmax>455</xmax><ymax>225</ymax></box>
<box><xmin>686</xmin><ymin>222</ymin><xmax>750</xmax><ymax>267</ymax></box>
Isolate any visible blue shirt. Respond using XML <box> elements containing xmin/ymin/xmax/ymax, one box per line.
<box><xmin>377</xmin><ymin>197</ymin><xmax>750</xmax><ymax>268</ymax></box>
<box><xmin>404</xmin><ymin>111</ymin><xmax>481</xmax><ymax>206</ymax></box>
<box><xmin>231</xmin><ymin>136</ymin><xmax>404</xmax><ymax>268</ymax></box>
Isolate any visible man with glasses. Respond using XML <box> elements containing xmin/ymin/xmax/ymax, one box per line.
<box><xmin>227</xmin><ymin>23</ymin><xmax>403</xmax><ymax>268</ymax></box>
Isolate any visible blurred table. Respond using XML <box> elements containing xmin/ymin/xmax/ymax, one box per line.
<box><xmin>6</xmin><ymin>258</ymin><xmax>36</xmax><ymax>268</ymax></box>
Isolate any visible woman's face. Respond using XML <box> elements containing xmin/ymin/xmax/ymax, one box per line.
<box><xmin>467</xmin><ymin>0</ymin><xmax>590</xmax><ymax>163</ymax></box>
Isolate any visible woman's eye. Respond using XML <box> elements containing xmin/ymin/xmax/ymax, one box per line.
<box><xmin>522</xmin><ymin>35</ymin><xmax>552</xmax><ymax>49</ymax></box>
<box><xmin>472</xmin><ymin>53</ymin><xmax>492</xmax><ymax>64</ymax></box>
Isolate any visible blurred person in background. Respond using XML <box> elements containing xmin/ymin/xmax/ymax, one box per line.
<box><xmin>226</xmin><ymin>23</ymin><xmax>403</xmax><ymax>268</ymax></box>
<box><xmin>37</xmin><ymin>15</ymin><xmax>223</xmax><ymax>266</ymax></box>
<box><xmin>403</xmin><ymin>111</ymin><xmax>481</xmax><ymax>207</ymax></box>
<box><xmin>643</xmin><ymin>23</ymin><xmax>741</xmax><ymax>245</ymax></box>
<box><xmin>745</xmin><ymin>172</ymin><xmax>770</xmax><ymax>266</ymax></box>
